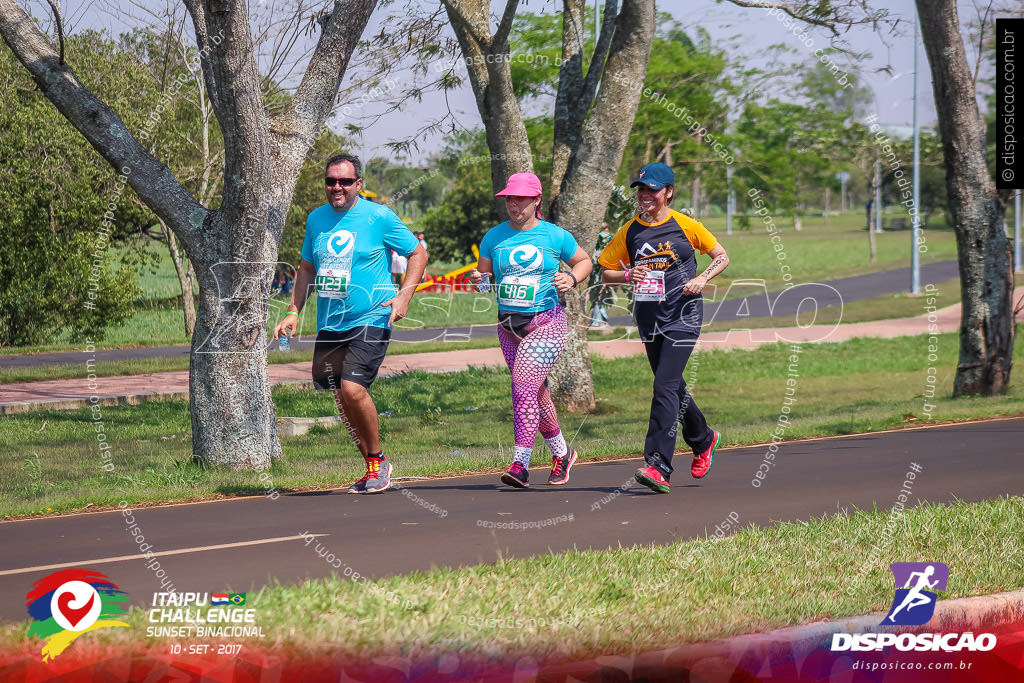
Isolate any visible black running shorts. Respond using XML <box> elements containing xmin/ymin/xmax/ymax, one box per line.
<box><xmin>312</xmin><ymin>326</ymin><xmax>391</xmax><ymax>390</ymax></box>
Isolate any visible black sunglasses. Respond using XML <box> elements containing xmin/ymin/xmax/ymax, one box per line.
<box><xmin>325</xmin><ymin>177</ymin><xmax>359</xmax><ymax>187</ymax></box>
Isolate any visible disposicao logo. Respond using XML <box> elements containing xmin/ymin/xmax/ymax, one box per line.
<box><xmin>831</xmin><ymin>562</ymin><xmax>997</xmax><ymax>653</ymax></box>
<box><xmin>882</xmin><ymin>562</ymin><xmax>948</xmax><ymax>626</ymax></box>
<box><xmin>26</xmin><ymin>569</ymin><xmax>130</xmax><ymax>662</ymax></box>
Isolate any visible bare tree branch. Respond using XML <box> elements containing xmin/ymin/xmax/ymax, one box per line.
<box><xmin>493</xmin><ymin>0</ymin><xmax>520</xmax><ymax>49</ymax></box>
<box><xmin>582</xmin><ymin>0</ymin><xmax>617</xmax><ymax>102</ymax></box>
<box><xmin>0</xmin><ymin>0</ymin><xmax>205</xmax><ymax>243</ymax></box>
<box><xmin>971</xmin><ymin>0</ymin><xmax>994</xmax><ymax>89</ymax></box>
<box><xmin>180</xmin><ymin>0</ymin><xmax>272</xmax><ymax>219</ymax></box>
<box><xmin>274</xmin><ymin>0</ymin><xmax>377</xmax><ymax>161</ymax></box>
<box><xmin>441</xmin><ymin>0</ymin><xmax>488</xmax><ymax>50</ymax></box>
<box><xmin>43</xmin><ymin>0</ymin><xmax>64</xmax><ymax>63</ymax></box>
<box><xmin>721</xmin><ymin>0</ymin><xmax>842</xmax><ymax>36</ymax></box>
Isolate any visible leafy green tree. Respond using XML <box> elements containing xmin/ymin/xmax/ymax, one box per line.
<box><xmin>1</xmin><ymin>0</ymin><xmax>375</xmax><ymax>468</ymax></box>
<box><xmin>735</xmin><ymin>63</ymin><xmax>869</xmax><ymax>228</ymax></box>
<box><xmin>279</xmin><ymin>131</ymin><xmax>352</xmax><ymax>269</ymax></box>
<box><xmin>619</xmin><ymin>23</ymin><xmax>732</xmax><ymax>214</ymax></box>
<box><xmin>417</xmin><ymin>132</ymin><xmax>500</xmax><ymax>262</ymax></box>
<box><xmin>0</xmin><ymin>33</ymin><xmax>155</xmax><ymax>346</ymax></box>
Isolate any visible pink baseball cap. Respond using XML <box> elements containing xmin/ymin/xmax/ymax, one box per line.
<box><xmin>495</xmin><ymin>172</ymin><xmax>542</xmax><ymax>197</ymax></box>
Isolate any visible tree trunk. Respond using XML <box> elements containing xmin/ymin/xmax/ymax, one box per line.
<box><xmin>547</xmin><ymin>0</ymin><xmax>655</xmax><ymax>411</ymax></box>
<box><xmin>191</xmin><ymin>247</ymin><xmax>282</xmax><ymax>468</ymax></box>
<box><xmin>165</xmin><ymin>222</ymin><xmax>197</xmax><ymax>339</ymax></box>
<box><xmin>867</xmin><ymin>203</ymin><xmax>876</xmax><ymax>263</ymax></box>
<box><xmin>442</xmin><ymin>0</ymin><xmax>533</xmax><ymax>216</ymax></box>
<box><xmin>918</xmin><ymin>0</ymin><xmax>1014</xmax><ymax>395</ymax></box>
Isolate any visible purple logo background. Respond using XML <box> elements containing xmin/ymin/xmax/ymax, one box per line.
<box><xmin>890</xmin><ymin>562</ymin><xmax>949</xmax><ymax>590</ymax></box>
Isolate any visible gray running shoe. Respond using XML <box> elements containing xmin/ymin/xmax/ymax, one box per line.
<box><xmin>346</xmin><ymin>475</ymin><xmax>368</xmax><ymax>494</ymax></box>
<box><xmin>363</xmin><ymin>457</ymin><xmax>392</xmax><ymax>493</ymax></box>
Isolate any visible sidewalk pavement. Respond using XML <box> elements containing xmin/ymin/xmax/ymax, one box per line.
<box><xmin>1</xmin><ymin>295</ymin><xmax>1020</xmax><ymax>415</ymax></box>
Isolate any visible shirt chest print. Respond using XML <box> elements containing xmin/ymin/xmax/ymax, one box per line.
<box><xmin>634</xmin><ymin>239</ymin><xmax>679</xmax><ymax>270</ymax></box>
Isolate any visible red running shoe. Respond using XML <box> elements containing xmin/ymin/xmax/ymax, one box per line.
<box><xmin>634</xmin><ymin>465</ymin><xmax>670</xmax><ymax>493</ymax></box>
<box><xmin>692</xmin><ymin>430</ymin><xmax>720</xmax><ymax>479</ymax></box>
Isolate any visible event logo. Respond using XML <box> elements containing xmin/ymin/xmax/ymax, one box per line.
<box><xmin>508</xmin><ymin>245</ymin><xmax>543</xmax><ymax>273</ymax></box>
<box><xmin>882</xmin><ymin>562</ymin><xmax>949</xmax><ymax>626</ymax></box>
<box><xmin>635</xmin><ymin>242</ymin><xmax>658</xmax><ymax>258</ymax></box>
<box><xmin>26</xmin><ymin>569</ymin><xmax>130</xmax><ymax>662</ymax></box>
<box><xmin>327</xmin><ymin>230</ymin><xmax>355</xmax><ymax>258</ymax></box>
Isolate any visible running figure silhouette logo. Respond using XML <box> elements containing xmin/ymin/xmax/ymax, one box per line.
<box><xmin>882</xmin><ymin>562</ymin><xmax>949</xmax><ymax>625</ymax></box>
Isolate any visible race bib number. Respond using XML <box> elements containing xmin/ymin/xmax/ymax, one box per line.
<box><xmin>497</xmin><ymin>275</ymin><xmax>540</xmax><ymax>308</ymax></box>
<box><xmin>315</xmin><ymin>267</ymin><xmax>350</xmax><ymax>299</ymax></box>
<box><xmin>633</xmin><ymin>270</ymin><xmax>666</xmax><ymax>302</ymax></box>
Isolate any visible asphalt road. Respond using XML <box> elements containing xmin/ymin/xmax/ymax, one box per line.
<box><xmin>0</xmin><ymin>260</ymin><xmax>958</xmax><ymax>369</ymax></box>
<box><xmin>1</xmin><ymin>417</ymin><xmax>1020</xmax><ymax>624</ymax></box>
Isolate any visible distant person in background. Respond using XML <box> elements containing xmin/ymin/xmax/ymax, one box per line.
<box><xmin>414</xmin><ymin>232</ymin><xmax>428</xmax><ymax>282</ymax></box>
<box><xmin>468</xmin><ymin>172</ymin><xmax>592</xmax><ymax>488</ymax></box>
<box><xmin>589</xmin><ymin>224</ymin><xmax>613</xmax><ymax>326</ymax></box>
<box><xmin>391</xmin><ymin>249</ymin><xmax>408</xmax><ymax>287</ymax></box>
<box><xmin>600</xmin><ymin>162</ymin><xmax>729</xmax><ymax>494</ymax></box>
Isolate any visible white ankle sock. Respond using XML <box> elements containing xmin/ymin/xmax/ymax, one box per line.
<box><xmin>545</xmin><ymin>432</ymin><xmax>568</xmax><ymax>459</ymax></box>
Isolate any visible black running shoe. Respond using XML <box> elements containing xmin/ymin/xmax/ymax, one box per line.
<box><xmin>548</xmin><ymin>450</ymin><xmax>578</xmax><ymax>485</ymax></box>
<box><xmin>500</xmin><ymin>462</ymin><xmax>530</xmax><ymax>488</ymax></box>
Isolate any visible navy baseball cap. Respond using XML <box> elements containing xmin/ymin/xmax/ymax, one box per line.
<box><xmin>630</xmin><ymin>162</ymin><xmax>675</xmax><ymax>190</ymax></box>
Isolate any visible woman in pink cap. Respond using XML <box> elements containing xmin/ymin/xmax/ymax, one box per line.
<box><xmin>468</xmin><ymin>173</ymin><xmax>592</xmax><ymax>488</ymax></box>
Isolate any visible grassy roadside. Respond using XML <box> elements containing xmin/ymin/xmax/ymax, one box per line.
<box><xmin>5</xmin><ymin>270</ymin><xmax>1002</xmax><ymax>385</ymax></box>
<box><xmin>0</xmin><ymin>336</ymin><xmax>505</xmax><ymax>386</ymax></box>
<box><xmin>1</xmin><ymin>496</ymin><xmax>1020</xmax><ymax>662</ymax></box>
<box><xmin>1</xmin><ymin>329</ymin><xmax>1022</xmax><ymax>519</ymax></box>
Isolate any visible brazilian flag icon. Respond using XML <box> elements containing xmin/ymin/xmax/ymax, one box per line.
<box><xmin>229</xmin><ymin>593</ymin><xmax>246</xmax><ymax>606</ymax></box>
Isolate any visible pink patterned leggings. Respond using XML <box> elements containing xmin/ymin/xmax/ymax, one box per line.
<box><xmin>496</xmin><ymin>306</ymin><xmax>568</xmax><ymax>448</ymax></box>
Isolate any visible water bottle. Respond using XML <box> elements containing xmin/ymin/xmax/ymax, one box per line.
<box><xmin>279</xmin><ymin>333</ymin><xmax>290</xmax><ymax>352</ymax></box>
<box><xmin>478</xmin><ymin>272</ymin><xmax>491</xmax><ymax>293</ymax></box>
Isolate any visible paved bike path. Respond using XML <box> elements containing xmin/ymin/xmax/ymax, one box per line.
<box><xmin>0</xmin><ymin>418</ymin><xmax>1020</xmax><ymax>623</ymax></box>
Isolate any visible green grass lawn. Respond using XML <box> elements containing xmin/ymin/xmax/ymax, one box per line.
<box><xmin>1</xmin><ymin>330</ymin><xmax>1021</xmax><ymax>519</ymax></box>
<box><xmin>700</xmin><ymin>211</ymin><xmax>957</xmax><ymax>286</ymax></box>
<box><xmin>1</xmin><ymin>496</ymin><xmax>1019</xmax><ymax>662</ymax></box>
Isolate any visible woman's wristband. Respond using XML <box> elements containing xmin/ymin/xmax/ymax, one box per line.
<box><xmin>568</xmin><ymin>272</ymin><xmax>578</xmax><ymax>286</ymax></box>
<box><xmin>285</xmin><ymin>310</ymin><xmax>298</xmax><ymax>317</ymax></box>
<box><xmin>623</xmin><ymin>268</ymin><xmax>631</xmax><ymax>283</ymax></box>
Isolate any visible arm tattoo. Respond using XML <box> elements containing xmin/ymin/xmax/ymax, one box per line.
<box><xmin>701</xmin><ymin>256</ymin><xmax>725</xmax><ymax>279</ymax></box>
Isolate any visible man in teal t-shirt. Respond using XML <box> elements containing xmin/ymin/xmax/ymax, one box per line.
<box><xmin>274</xmin><ymin>154</ymin><xmax>427</xmax><ymax>494</ymax></box>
